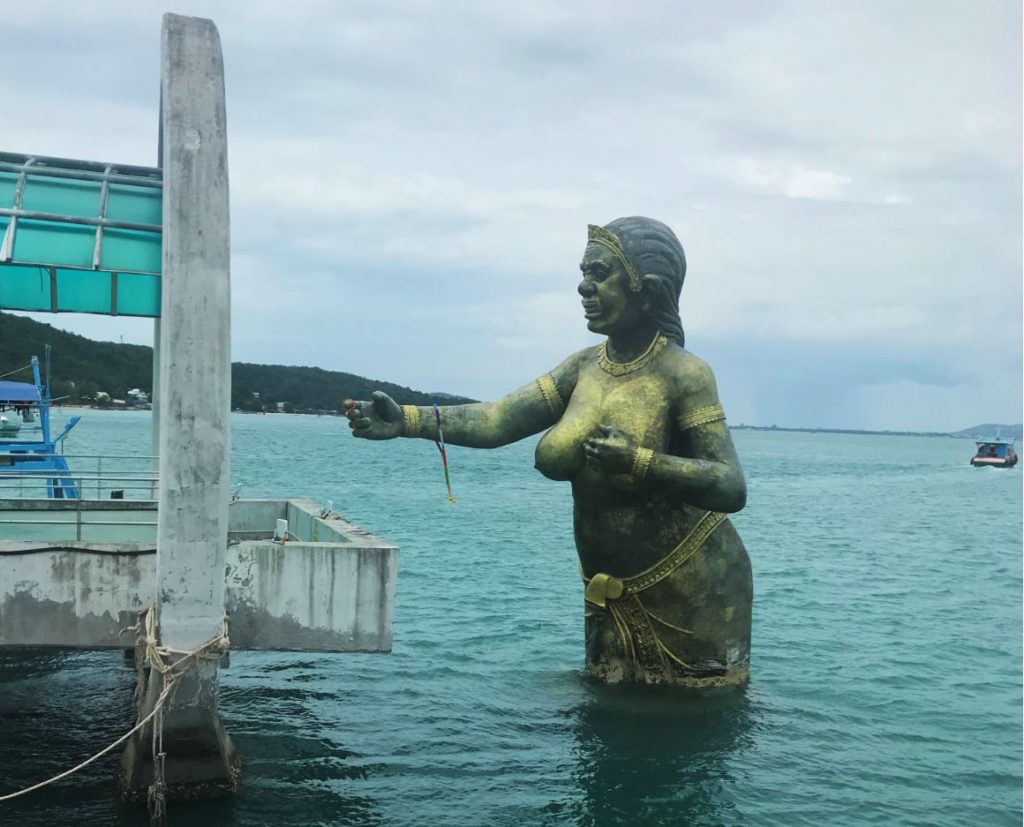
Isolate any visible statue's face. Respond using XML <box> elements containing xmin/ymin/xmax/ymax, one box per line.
<box><xmin>578</xmin><ymin>242</ymin><xmax>644</xmax><ymax>335</ymax></box>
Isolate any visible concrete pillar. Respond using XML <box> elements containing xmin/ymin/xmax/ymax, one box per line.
<box><xmin>121</xmin><ymin>12</ymin><xmax>238</xmax><ymax>802</ymax></box>
<box><xmin>150</xmin><ymin>318</ymin><xmax>160</xmax><ymax>498</ymax></box>
<box><xmin>154</xmin><ymin>14</ymin><xmax>231</xmax><ymax>644</ymax></box>
<box><xmin>151</xmin><ymin>102</ymin><xmax>162</xmax><ymax>497</ymax></box>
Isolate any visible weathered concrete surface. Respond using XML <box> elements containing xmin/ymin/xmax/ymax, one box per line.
<box><xmin>228</xmin><ymin>499</ymin><xmax>287</xmax><ymax>540</ymax></box>
<box><xmin>226</xmin><ymin>541</ymin><xmax>397</xmax><ymax>651</ymax></box>
<box><xmin>123</xmin><ymin>13</ymin><xmax>236</xmax><ymax>802</ymax></box>
<box><xmin>120</xmin><ymin>651</ymin><xmax>241</xmax><ymax>802</ymax></box>
<box><xmin>0</xmin><ymin>500</ymin><xmax>398</xmax><ymax>650</ymax></box>
<box><xmin>150</xmin><ymin>317</ymin><xmax>161</xmax><ymax>499</ymax></box>
<box><xmin>156</xmin><ymin>10</ymin><xmax>232</xmax><ymax>654</ymax></box>
<box><xmin>0</xmin><ymin>544</ymin><xmax>151</xmax><ymax>646</ymax></box>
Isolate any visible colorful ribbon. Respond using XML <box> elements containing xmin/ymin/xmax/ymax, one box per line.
<box><xmin>433</xmin><ymin>404</ymin><xmax>456</xmax><ymax>503</ymax></box>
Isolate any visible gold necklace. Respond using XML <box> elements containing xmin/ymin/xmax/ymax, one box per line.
<box><xmin>597</xmin><ymin>333</ymin><xmax>668</xmax><ymax>376</ymax></box>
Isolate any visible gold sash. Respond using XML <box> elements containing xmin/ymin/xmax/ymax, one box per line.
<box><xmin>582</xmin><ymin>510</ymin><xmax>727</xmax><ymax>608</ymax></box>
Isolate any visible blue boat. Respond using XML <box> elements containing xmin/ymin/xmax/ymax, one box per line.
<box><xmin>0</xmin><ymin>354</ymin><xmax>81</xmax><ymax>497</ymax></box>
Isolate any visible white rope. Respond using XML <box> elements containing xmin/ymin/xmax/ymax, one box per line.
<box><xmin>0</xmin><ymin>680</ymin><xmax>174</xmax><ymax>803</ymax></box>
<box><xmin>0</xmin><ymin>363</ymin><xmax>33</xmax><ymax>381</ymax></box>
<box><xmin>0</xmin><ymin>607</ymin><xmax>229</xmax><ymax>805</ymax></box>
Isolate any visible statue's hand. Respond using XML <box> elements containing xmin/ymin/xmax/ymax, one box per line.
<box><xmin>583</xmin><ymin>424</ymin><xmax>637</xmax><ymax>475</ymax></box>
<box><xmin>343</xmin><ymin>391</ymin><xmax>404</xmax><ymax>440</ymax></box>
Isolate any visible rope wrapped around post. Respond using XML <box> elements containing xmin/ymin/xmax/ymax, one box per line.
<box><xmin>141</xmin><ymin>606</ymin><xmax>230</xmax><ymax>824</ymax></box>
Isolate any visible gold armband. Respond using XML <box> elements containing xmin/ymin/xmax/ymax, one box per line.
<box><xmin>631</xmin><ymin>447</ymin><xmax>654</xmax><ymax>480</ymax></box>
<box><xmin>536</xmin><ymin>372</ymin><xmax>565</xmax><ymax>418</ymax></box>
<box><xmin>402</xmin><ymin>405</ymin><xmax>421</xmax><ymax>437</ymax></box>
<box><xmin>676</xmin><ymin>403</ymin><xmax>725</xmax><ymax>431</ymax></box>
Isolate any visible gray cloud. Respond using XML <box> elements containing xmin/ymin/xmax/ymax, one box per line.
<box><xmin>2</xmin><ymin>0</ymin><xmax>1020</xmax><ymax>430</ymax></box>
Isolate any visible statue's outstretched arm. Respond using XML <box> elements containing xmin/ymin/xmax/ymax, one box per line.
<box><xmin>346</xmin><ymin>348</ymin><xmax>588</xmax><ymax>449</ymax></box>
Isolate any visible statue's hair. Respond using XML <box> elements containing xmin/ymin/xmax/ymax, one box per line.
<box><xmin>604</xmin><ymin>216</ymin><xmax>687</xmax><ymax>348</ymax></box>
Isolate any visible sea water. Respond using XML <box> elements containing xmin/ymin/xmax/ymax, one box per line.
<box><xmin>1</xmin><ymin>410</ymin><xmax>1020</xmax><ymax>826</ymax></box>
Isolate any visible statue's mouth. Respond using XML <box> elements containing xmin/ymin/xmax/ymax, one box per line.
<box><xmin>582</xmin><ymin>301</ymin><xmax>601</xmax><ymax>320</ymax></box>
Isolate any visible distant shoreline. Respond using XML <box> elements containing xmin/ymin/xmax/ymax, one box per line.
<box><xmin>730</xmin><ymin>425</ymin><xmax>1014</xmax><ymax>439</ymax></box>
<box><xmin>52</xmin><ymin>404</ymin><xmax>1019</xmax><ymax>440</ymax></box>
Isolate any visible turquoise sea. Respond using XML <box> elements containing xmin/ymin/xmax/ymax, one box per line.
<box><xmin>1</xmin><ymin>409</ymin><xmax>1021</xmax><ymax>826</ymax></box>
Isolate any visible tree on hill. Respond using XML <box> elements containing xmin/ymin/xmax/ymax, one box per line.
<box><xmin>230</xmin><ymin>362</ymin><xmax>473</xmax><ymax>411</ymax></box>
<box><xmin>0</xmin><ymin>312</ymin><xmax>151</xmax><ymax>402</ymax></box>
<box><xmin>0</xmin><ymin>311</ymin><xmax>475</xmax><ymax>411</ymax></box>
<box><xmin>952</xmin><ymin>423</ymin><xmax>1023</xmax><ymax>440</ymax></box>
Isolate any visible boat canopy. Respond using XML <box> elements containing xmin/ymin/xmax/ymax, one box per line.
<box><xmin>0</xmin><ymin>152</ymin><xmax>162</xmax><ymax>317</ymax></box>
<box><xmin>975</xmin><ymin>441</ymin><xmax>1013</xmax><ymax>458</ymax></box>
<box><xmin>0</xmin><ymin>380</ymin><xmax>41</xmax><ymax>403</ymax></box>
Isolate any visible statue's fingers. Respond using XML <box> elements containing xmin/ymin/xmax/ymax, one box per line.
<box><xmin>344</xmin><ymin>400</ymin><xmax>365</xmax><ymax>420</ymax></box>
<box><xmin>371</xmin><ymin>391</ymin><xmax>400</xmax><ymax>421</ymax></box>
<box><xmin>349</xmin><ymin>417</ymin><xmax>373</xmax><ymax>432</ymax></box>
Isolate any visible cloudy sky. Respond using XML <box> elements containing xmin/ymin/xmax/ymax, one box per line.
<box><xmin>2</xmin><ymin>0</ymin><xmax>1020</xmax><ymax>431</ymax></box>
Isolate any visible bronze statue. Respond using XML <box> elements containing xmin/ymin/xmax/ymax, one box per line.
<box><xmin>345</xmin><ymin>217</ymin><xmax>752</xmax><ymax>687</ymax></box>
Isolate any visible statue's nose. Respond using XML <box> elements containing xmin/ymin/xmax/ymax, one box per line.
<box><xmin>578</xmin><ymin>278</ymin><xmax>595</xmax><ymax>297</ymax></box>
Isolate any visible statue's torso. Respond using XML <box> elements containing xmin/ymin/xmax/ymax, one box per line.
<box><xmin>533</xmin><ymin>344</ymin><xmax>753</xmax><ymax>686</ymax></box>
<box><xmin>535</xmin><ymin>352</ymin><xmax>706</xmax><ymax>575</ymax></box>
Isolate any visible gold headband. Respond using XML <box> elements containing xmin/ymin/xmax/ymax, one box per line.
<box><xmin>587</xmin><ymin>224</ymin><xmax>642</xmax><ymax>292</ymax></box>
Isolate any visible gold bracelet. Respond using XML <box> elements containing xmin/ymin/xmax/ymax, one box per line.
<box><xmin>401</xmin><ymin>405</ymin><xmax>421</xmax><ymax>437</ymax></box>
<box><xmin>631</xmin><ymin>447</ymin><xmax>654</xmax><ymax>480</ymax></box>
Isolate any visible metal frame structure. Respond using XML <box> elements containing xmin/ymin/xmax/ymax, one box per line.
<box><xmin>0</xmin><ymin>14</ymin><xmax>398</xmax><ymax>809</ymax></box>
<box><xmin>0</xmin><ymin>355</ymin><xmax>81</xmax><ymax>498</ymax></box>
<box><xmin>0</xmin><ymin>152</ymin><xmax>162</xmax><ymax>316</ymax></box>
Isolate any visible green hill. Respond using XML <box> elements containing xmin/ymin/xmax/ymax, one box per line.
<box><xmin>952</xmin><ymin>423</ymin><xmax>1023</xmax><ymax>440</ymax></box>
<box><xmin>0</xmin><ymin>311</ymin><xmax>476</xmax><ymax>412</ymax></box>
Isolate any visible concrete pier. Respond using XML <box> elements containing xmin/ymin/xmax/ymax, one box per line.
<box><xmin>0</xmin><ymin>12</ymin><xmax>400</xmax><ymax>810</ymax></box>
<box><xmin>0</xmin><ymin>496</ymin><xmax>399</xmax><ymax>800</ymax></box>
<box><xmin>0</xmin><ymin>499</ymin><xmax>399</xmax><ymax>651</ymax></box>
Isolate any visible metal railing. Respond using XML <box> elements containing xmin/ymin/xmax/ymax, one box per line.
<box><xmin>0</xmin><ymin>504</ymin><xmax>158</xmax><ymax>542</ymax></box>
<box><xmin>0</xmin><ymin>453</ymin><xmax>157</xmax><ymax>540</ymax></box>
<box><xmin>0</xmin><ymin>454</ymin><xmax>158</xmax><ymax>500</ymax></box>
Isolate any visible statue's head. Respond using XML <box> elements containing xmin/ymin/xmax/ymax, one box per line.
<box><xmin>579</xmin><ymin>217</ymin><xmax>687</xmax><ymax>346</ymax></box>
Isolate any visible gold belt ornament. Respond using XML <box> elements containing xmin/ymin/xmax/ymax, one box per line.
<box><xmin>583</xmin><ymin>511</ymin><xmax>727</xmax><ymax>608</ymax></box>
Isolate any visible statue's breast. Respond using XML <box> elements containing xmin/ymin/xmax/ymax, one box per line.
<box><xmin>534</xmin><ymin>398</ymin><xmax>592</xmax><ymax>481</ymax></box>
<box><xmin>534</xmin><ymin>366</ymin><xmax>673</xmax><ymax>482</ymax></box>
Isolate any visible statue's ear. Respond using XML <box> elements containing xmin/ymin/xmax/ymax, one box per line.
<box><xmin>640</xmin><ymin>273</ymin><xmax>659</xmax><ymax>312</ymax></box>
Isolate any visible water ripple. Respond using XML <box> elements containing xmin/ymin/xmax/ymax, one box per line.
<box><xmin>0</xmin><ymin>415</ymin><xmax>1019</xmax><ymax>825</ymax></box>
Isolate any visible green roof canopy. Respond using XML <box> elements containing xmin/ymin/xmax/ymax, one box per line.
<box><xmin>0</xmin><ymin>152</ymin><xmax>162</xmax><ymax>317</ymax></box>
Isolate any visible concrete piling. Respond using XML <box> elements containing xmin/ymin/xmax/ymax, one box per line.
<box><xmin>120</xmin><ymin>12</ymin><xmax>236</xmax><ymax>802</ymax></box>
<box><xmin>0</xmin><ymin>12</ymin><xmax>398</xmax><ymax>812</ymax></box>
